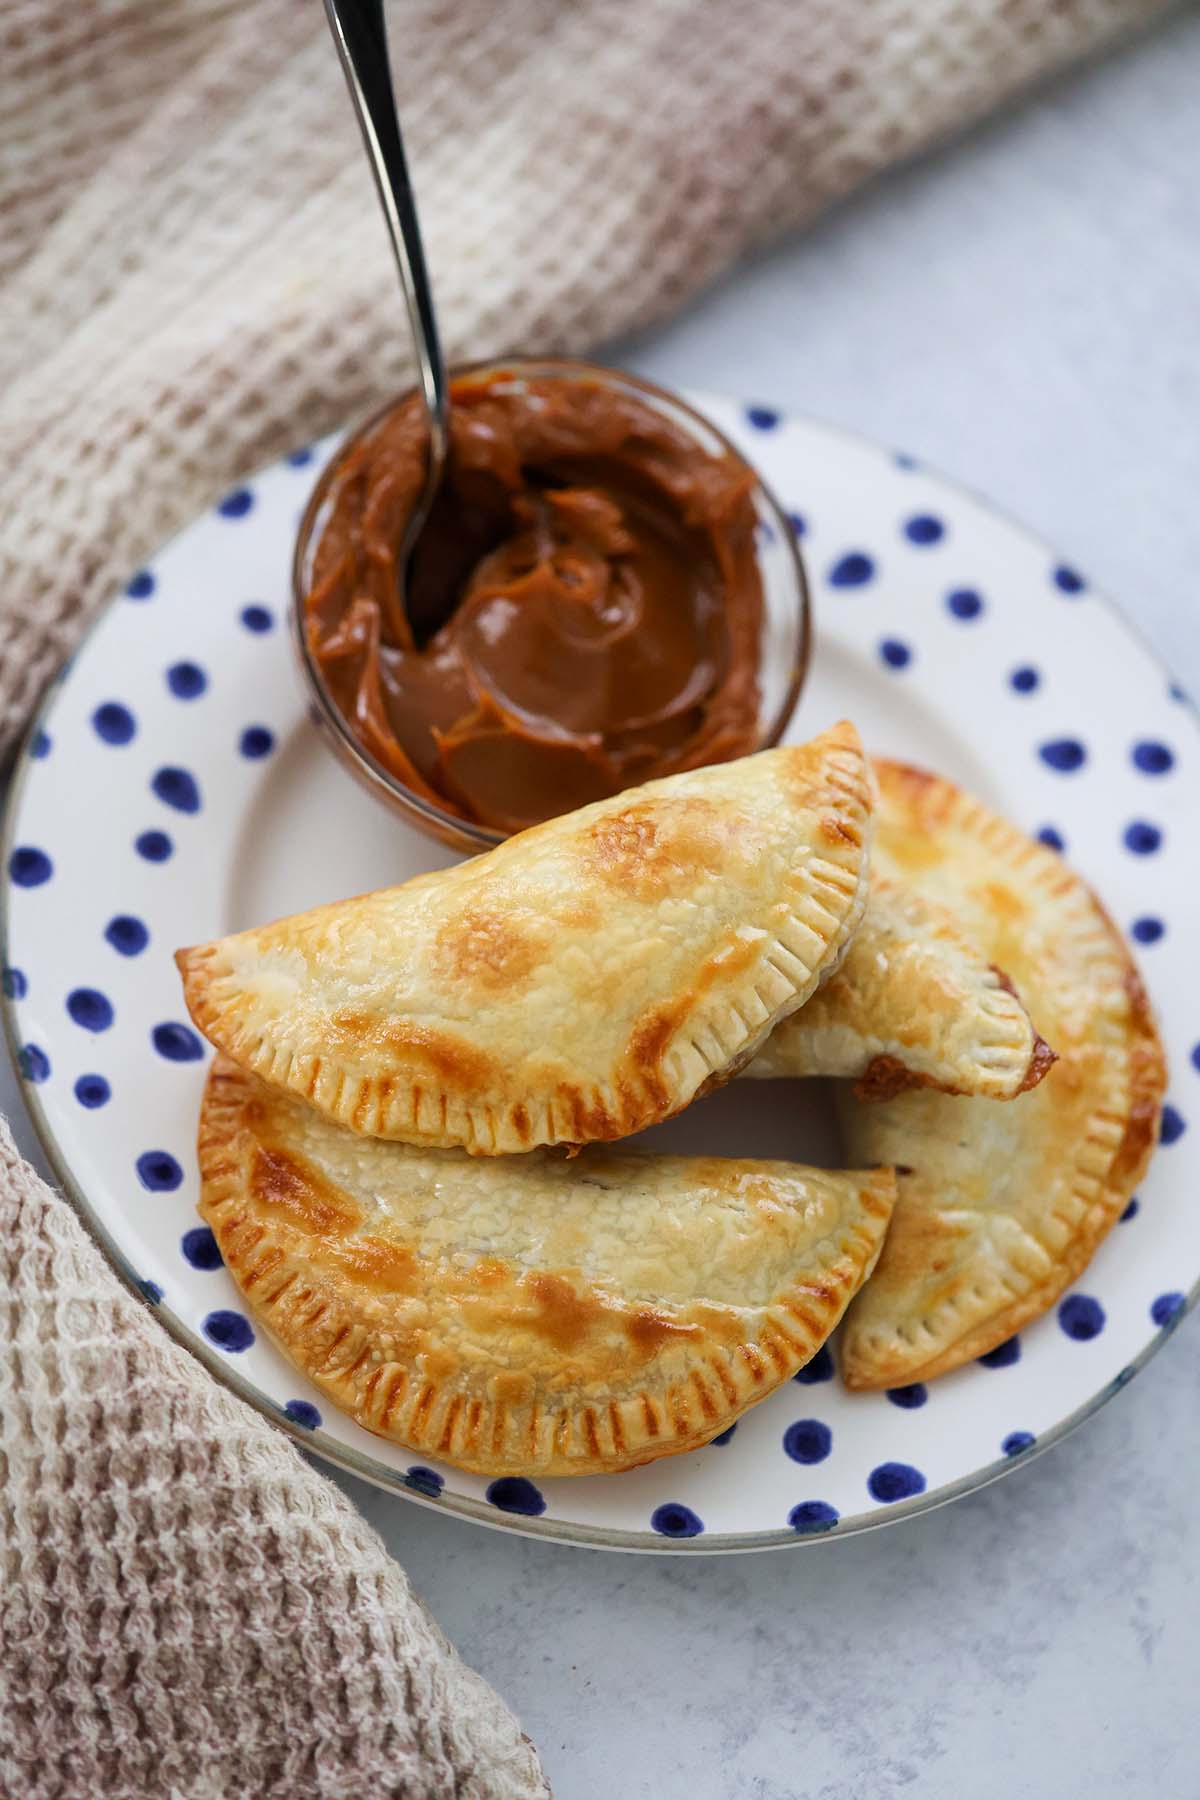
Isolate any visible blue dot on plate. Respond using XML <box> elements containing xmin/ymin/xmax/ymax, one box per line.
<box><xmin>135</xmin><ymin>829</ymin><xmax>173</xmax><ymax>863</ymax></box>
<box><xmin>886</xmin><ymin>1383</ymin><xmax>927</xmax><ymax>1409</ymax></box>
<box><xmin>152</xmin><ymin>1021</ymin><xmax>205</xmax><ymax>1062</ymax></box>
<box><xmin>203</xmin><ymin>1309</ymin><xmax>254</xmax><ymax>1352</ymax></box>
<box><xmin>745</xmin><ymin>405</ymin><xmax>779</xmax><ymax>431</ymax></box>
<box><xmin>783</xmin><ymin>1418</ymin><xmax>832</xmax><ymax>1465</ymax></box>
<box><xmin>1053</xmin><ymin>564</ymin><xmax>1086</xmax><ymax>594</ymax></box>
<box><xmin>3</xmin><ymin>966</ymin><xmax>27</xmax><ymax>999</ymax></box>
<box><xmin>894</xmin><ymin>451</ymin><xmax>919</xmax><ymax>470</ymax></box>
<box><xmin>1151</xmin><ymin>1292</ymin><xmax>1185</xmax><ymax>1328</ymax></box>
<box><xmin>19</xmin><ymin>1044</ymin><xmax>50</xmax><ymax>1083</ymax></box>
<box><xmin>126</xmin><ymin>570</ymin><xmax>156</xmax><ymax>600</ymax></box>
<box><xmin>795</xmin><ymin>1344</ymin><xmax>834</xmax><ymax>1384</ymax></box>
<box><xmin>139</xmin><ymin>1280</ymin><xmax>163</xmax><ymax>1304</ymax></box>
<box><xmin>1131</xmin><ymin>917</ymin><xmax>1164</xmax><ymax>945</ymax></box>
<box><xmin>828</xmin><ymin>551</ymin><xmax>875</xmax><ymax>588</ymax></box>
<box><xmin>136</xmin><ymin>1149</ymin><xmax>183</xmax><ymax>1192</ymax></box>
<box><xmin>74</xmin><ymin>1073</ymin><xmax>111</xmax><ymax>1109</ymax></box>
<box><xmin>1037</xmin><ymin>826</ymin><xmax>1066</xmax><ymax>853</ymax></box>
<box><xmin>650</xmin><ymin>1502</ymin><xmax>704</xmax><ymax>1538</ymax></box>
<box><xmin>977</xmin><ymin>1336</ymin><xmax>1020</xmax><ymax>1369</ymax></box>
<box><xmin>240</xmin><ymin>604</ymin><xmax>274</xmax><ymax>633</ymax></box>
<box><xmin>1192</xmin><ymin>1042</ymin><xmax>1200</xmax><ymax>1074</ymax></box>
<box><xmin>1132</xmin><ymin>740</ymin><xmax>1174</xmax><ymax>775</ymax></box>
<box><xmin>788</xmin><ymin>512</ymin><xmax>806</xmax><ymax>538</ymax></box>
<box><xmin>1124</xmin><ymin>820</ymin><xmax>1163</xmax><ymax>856</ymax></box>
<box><xmin>710</xmin><ymin>1424</ymin><xmax>737</xmax><ymax>1446</ymax></box>
<box><xmin>167</xmin><ymin>661</ymin><xmax>208</xmax><ymax>700</ymax></box>
<box><xmin>947</xmin><ymin>588</ymin><xmax>983</xmax><ymax>620</ymax></box>
<box><xmin>9</xmin><ymin>846</ymin><xmax>53</xmax><ymax>887</ymax></box>
<box><xmin>1002</xmin><ymin>1431</ymin><xmax>1035</xmax><ymax>1457</ymax></box>
<box><xmin>788</xmin><ymin>1500</ymin><xmax>839</xmax><ymax>1535</ymax></box>
<box><xmin>880</xmin><ymin>638</ymin><xmax>912</xmax><ymax>670</ymax></box>
<box><xmin>287</xmin><ymin>446</ymin><xmax>315</xmax><ymax>467</ymax></box>
<box><xmin>92</xmin><ymin>701</ymin><xmax>136</xmax><ymax>745</ymax></box>
<box><xmin>406</xmin><ymin>1465</ymin><xmax>443</xmax><ymax>1497</ymax></box>
<box><xmin>217</xmin><ymin>487</ymin><xmax>254</xmax><ymax>518</ymax></box>
<box><xmin>67</xmin><ymin>987</ymin><xmax>114</xmax><ymax>1032</ymax></box>
<box><xmin>1058</xmin><ymin>1294</ymin><xmax>1105</xmax><ymax>1340</ymax></box>
<box><xmin>284</xmin><ymin>1399</ymin><xmax>322</xmax><ymax>1429</ymax></box>
<box><xmin>239</xmin><ymin>725</ymin><xmax>275</xmax><ymax>759</ymax></box>
<box><xmin>1160</xmin><ymin>1104</ymin><xmax>1185</xmax><ymax>1145</ymax></box>
<box><xmin>181</xmin><ymin>1225</ymin><xmax>223</xmax><ymax>1270</ymax></box>
<box><xmin>1039</xmin><ymin>738</ymin><xmax>1086</xmax><ymax>773</ymax></box>
<box><xmin>105</xmin><ymin>914</ymin><xmax>149</xmax><ymax>957</ymax></box>
<box><xmin>1120</xmin><ymin>1197</ymin><xmax>1139</xmax><ymax>1222</ymax></box>
<box><xmin>868</xmin><ymin>1461</ymin><xmax>926</xmax><ymax>1504</ymax></box>
<box><xmin>903</xmin><ymin>514</ymin><xmax>944</xmax><ymax>546</ymax></box>
<box><xmin>1010</xmin><ymin>666</ymin><xmax>1040</xmax><ymax>694</ymax></box>
<box><xmin>152</xmin><ymin>767</ymin><xmax>201</xmax><ymax>814</ymax></box>
<box><xmin>486</xmin><ymin>1476</ymin><xmax>546</xmax><ymax>1517</ymax></box>
<box><xmin>30</xmin><ymin>729</ymin><xmax>51</xmax><ymax>759</ymax></box>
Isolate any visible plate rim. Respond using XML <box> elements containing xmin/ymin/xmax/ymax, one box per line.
<box><xmin>3</xmin><ymin>395</ymin><xmax>1197</xmax><ymax>1554</ymax></box>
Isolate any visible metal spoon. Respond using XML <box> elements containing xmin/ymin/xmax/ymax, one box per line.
<box><xmin>323</xmin><ymin>0</ymin><xmax>449</xmax><ymax>647</ymax></box>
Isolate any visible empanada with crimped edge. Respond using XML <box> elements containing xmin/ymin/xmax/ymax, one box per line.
<box><xmin>744</xmin><ymin>879</ymin><xmax>1054</xmax><ymax>1100</ymax></box>
<box><xmin>839</xmin><ymin>760</ymin><xmax>1166</xmax><ymax>1389</ymax></box>
<box><xmin>178</xmin><ymin>723</ymin><xmax>873</xmax><ymax>1156</ymax></box>
<box><xmin>199</xmin><ymin>1057</ymin><xmax>897</xmax><ymax>1476</ymax></box>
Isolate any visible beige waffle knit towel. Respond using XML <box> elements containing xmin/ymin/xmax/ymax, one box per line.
<box><xmin>0</xmin><ymin>2</ymin><xmax>1174</xmax><ymax>1794</ymax></box>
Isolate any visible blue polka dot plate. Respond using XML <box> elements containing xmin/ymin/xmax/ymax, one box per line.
<box><xmin>3</xmin><ymin>400</ymin><xmax>1197</xmax><ymax>1552</ymax></box>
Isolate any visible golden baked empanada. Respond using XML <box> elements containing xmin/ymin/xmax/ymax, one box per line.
<box><xmin>178</xmin><ymin>723</ymin><xmax>873</xmax><ymax>1155</ymax></box>
<box><xmin>199</xmin><ymin>1058</ymin><xmax>897</xmax><ymax>1476</ymax></box>
<box><xmin>744</xmin><ymin>880</ymin><xmax>1054</xmax><ymax>1100</ymax></box>
<box><xmin>839</xmin><ymin>761</ymin><xmax>1166</xmax><ymax>1389</ymax></box>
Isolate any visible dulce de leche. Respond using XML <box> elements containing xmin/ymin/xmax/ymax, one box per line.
<box><xmin>302</xmin><ymin>370</ymin><xmax>764</xmax><ymax>833</ymax></box>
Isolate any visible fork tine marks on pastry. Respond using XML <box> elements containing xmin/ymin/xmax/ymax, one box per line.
<box><xmin>178</xmin><ymin>722</ymin><xmax>874</xmax><ymax>1155</ymax></box>
<box><xmin>744</xmin><ymin>879</ymin><xmax>1055</xmax><ymax>1101</ymax></box>
<box><xmin>199</xmin><ymin>1057</ymin><xmax>897</xmax><ymax>1476</ymax></box>
<box><xmin>837</xmin><ymin>760</ymin><xmax>1166</xmax><ymax>1389</ymax></box>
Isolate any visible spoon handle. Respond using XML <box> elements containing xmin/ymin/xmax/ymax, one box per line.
<box><xmin>323</xmin><ymin>0</ymin><xmax>449</xmax><ymax>474</ymax></box>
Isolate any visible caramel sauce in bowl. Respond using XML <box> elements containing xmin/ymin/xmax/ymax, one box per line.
<box><xmin>292</xmin><ymin>359</ymin><xmax>811</xmax><ymax>852</ymax></box>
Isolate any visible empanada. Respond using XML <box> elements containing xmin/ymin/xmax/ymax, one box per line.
<box><xmin>839</xmin><ymin>761</ymin><xmax>1166</xmax><ymax>1388</ymax></box>
<box><xmin>199</xmin><ymin>1057</ymin><xmax>897</xmax><ymax>1476</ymax></box>
<box><xmin>179</xmin><ymin>723</ymin><xmax>873</xmax><ymax>1155</ymax></box>
<box><xmin>744</xmin><ymin>880</ymin><xmax>1054</xmax><ymax>1100</ymax></box>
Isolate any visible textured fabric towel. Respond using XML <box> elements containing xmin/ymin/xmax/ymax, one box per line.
<box><xmin>0</xmin><ymin>1</ymin><xmax>1174</xmax><ymax>1794</ymax></box>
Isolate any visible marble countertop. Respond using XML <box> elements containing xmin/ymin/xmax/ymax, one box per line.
<box><xmin>6</xmin><ymin>12</ymin><xmax>1200</xmax><ymax>1796</ymax></box>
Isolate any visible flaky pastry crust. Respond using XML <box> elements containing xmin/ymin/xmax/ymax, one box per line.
<box><xmin>744</xmin><ymin>878</ymin><xmax>1053</xmax><ymax>1099</ymax></box>
<box><xmin>198</xmin><ymin>1058</ymin><xmax>896</xmax><ymax>1475</ymax></box>
<box><xmin>179</xmin><ymin>724</ymin><xmax>873</xmax><ymax>1155</ymax></box>
<box><xmin>839</xmin><ymin>760</ymin><xmax>1166</xmax><ymax>1389</ymax></box>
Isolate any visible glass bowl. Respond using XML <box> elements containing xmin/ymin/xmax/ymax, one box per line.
<box><xmin>291</xmin><ymin>356</ymin><xmax>811</xmax><ymax>853</ymax></box>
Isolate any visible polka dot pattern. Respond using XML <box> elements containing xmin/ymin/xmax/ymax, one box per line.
<box><xmin>405</xmin><ymin>1465</ymin><xmax>444</xmax><ymax>1497</ymax></box>
<box><xmin>203</xmin><ymin>1309</ymin><xmax>254</xmax><ymax>1351</ymax></box>
<box><xmin>783</xmin><ymin>1419</ymin><xmax>832</xmax><ymax>1464</ymax></box>
<box><xmin>828</xmin><ymin>552</ymin><xmax>874</xmax><ymax>588</ymax></box>
<box><xmin>67</xmin><ymin>988</ymin><xmax>114</xmax><ymax>1032</ymax></box>
<box><xmin>650</xmin><ymin>1502</ymin><xmax>704</xmax><ymax>1538</ymax></box>
<box><xmin>1058</xmin><ymin>1295</ymin><xmax>1105</xmax><ymax>1341</ymax></box>
<box><xmin>3</xmin><ymin>399</ymin><xmax>1195</xmax><ymax>1553</ymax></box>
<box><xmin>92</xmin><ymin>702</ymin><xmax>136</xmax><ymax>745</ymax></box>
<box><xmin>788</xmin><ymin>1500</ymin><xmax>839</xmax><ymax>1534</ymax></box>
<box><xmin>151</xmin><ymin>767</ymin><xmax>201</xmax><ymax>814</ymax></box>
<box><xmin>486</xmin><ymin>1477</ymin><xmax>546</xmax><ymax>1517</ymax></box>
<box><xmin>167</xmin><ymin>661</ymin><xmax>208</xmax><ymax>700</ymax></box>
<box><xmin>105</xmin><ymin>915</ymin><xmax>149</xmax><ymax>956</ymax></box>
<box><xmin>868</xmin><ymin>1462</ymin><xmax>926</xmax><ymax>1504</ymax></box>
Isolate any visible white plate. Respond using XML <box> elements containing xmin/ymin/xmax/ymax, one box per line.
<box><xmin>4</xmin><ymin>400</ymin><xmax>1196</xmax><ymax>1552</ymax></box>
